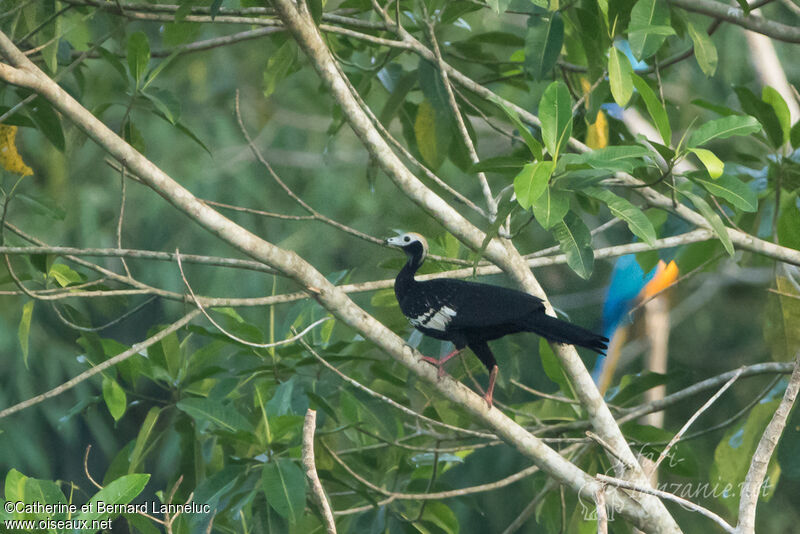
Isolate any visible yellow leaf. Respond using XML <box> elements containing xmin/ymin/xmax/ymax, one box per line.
<box><xmin>0</xmin><ymin>124</ymin><xmax>33</xmax><ymax>176</ymax></box>
<box><xmin>580</xmin><ymin>77</ymin><xmax>608</xmax><ymax>149</ymax></box>
<box><xmin>586</xmin><ymin>110</ymin><xmax>608</xmax><ymax>149</ymax></box>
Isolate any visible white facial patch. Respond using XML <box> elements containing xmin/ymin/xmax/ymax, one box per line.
<box><xmin>410</xmin><ymin>306</ymin><xmax>457</xmax><ymax>332</ymax></box>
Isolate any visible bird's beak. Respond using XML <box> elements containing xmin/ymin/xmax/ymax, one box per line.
<box><xmin>385</xmin><ymin>236</ymin><xmax>399</xmax><ymax>247</ymax></box>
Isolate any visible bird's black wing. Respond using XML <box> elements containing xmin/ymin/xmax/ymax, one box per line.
<box><xmin>416</xmin><ymin>278</ymin><xmax>545</xmax><ymax>329</ymax></box>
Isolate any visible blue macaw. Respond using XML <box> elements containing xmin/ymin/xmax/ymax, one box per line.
<box><xmin>593</xmin><ymin>255</ymin><xmax>678</xmax><ymax>392</ymax></box>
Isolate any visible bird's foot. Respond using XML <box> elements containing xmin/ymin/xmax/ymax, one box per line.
<box><xmin>420</xmin><ymin>348</ymin><xmax>462</xmax><ymax>379</ymax></box>
<box><xmin>420</xmin><ymin>356</ymin><xmax>449</xmax><ymax>378</ymax></box>
<box><xmin>480</xmin><ymin>366</ymin><xmax>498</xmax><ymax>408</ymax></box>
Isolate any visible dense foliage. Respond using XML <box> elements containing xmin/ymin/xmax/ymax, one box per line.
<box><xmin>1</xmin><ymin>0</ymin><xmax>800</xmax><ymax>533</ymax></box>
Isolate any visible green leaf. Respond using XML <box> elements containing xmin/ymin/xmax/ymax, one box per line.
<box><xmin>682</xmin><ymin>190</ymin><xmax>734</xmax><ymax>256</ymax></box>
<box><xmin>778</xmin><ymin>387</ymin><xmax>800</xmax><ymax>479</ymax></box>
<box><xmin>266</xmin><ymin>375</ymin><xmax>297</xmax><ymax>416</ymax></box>
<box><xmin>687</xmin><ymin>115</ymin><xmax>761</xmax><ymax>148</ymax></box>
<box><xmin>127</xmin><ymin>31</ymin><xmax>150</xmax><ymax>86</ymax></box>
<box><xmin>632</xmin><ymin>74</ymin><xmax>671</xmax><ymax>144</ymax></box>
<box><xmin>584</xmin><ymin>188</ymin><xmax>656</xmax><ymax>245</ymax></box>
<box><xmin>262</xmin><ymin>459</ymin><xmax>306</xmax><ymax>523</ymax></box>
<box><xmin>143</xmin><ymin>88</ymin><xmax>181</xmax><ymax>125</ymax></box>
<box><xmin>572</xmin><ymin>144</ymin><xmax>652</xmax><ymax>172</ymax></box>
<box><xmin>538</xmin><ymin>338</ymin><xmax>570</xmax><ymax>394</ymax></box>
<box><xmin>419</xmin><ymin>502</ymin><xmax>459</xmax><ymax>534</ymax></box>
<box><xmin>608</xmin><ymin>47</ymin><xmax>633</xmax><ymax>107</ymax></box>
<box><xmin>470</xmin><ymin>156</ymin><xmax>530</xmax><ymax>173</ymax></box>
<box><xmin>532</xmin><ymin>186</ymin><xmax>569</xmax><ymax>229</ymax></box>
<box><xmin>307</xmin><ymin>0</ymin><xmax>323</xmax><ymax>25</ymax></box>
<box><xmin>210</xmin><ymin>0</ymin><xmax>224</xmax><ymax>18</ymax></box>
<box><xmin>16</xmin><ymin>193</ymin><xmax>66</xmax><ymax>220</ymax></box>
<box><xmin>415</xmin><ymin>100</ymin><xmax>449</xmax><ymax>170</ymax></box>
<box><xmin>691</xmin><ymin>98</ymin><xmax>739</xmax><ymax>117</ymax></box>
<box><xmin>148</xmin><ymin>328</ymin><xmax>181</xmax><ymax>378</ymax></box>
<box><xmin>686</xmin><ymin>21</ymin><xmax>717</xmax><ymax>76</ymax></box>
<box><xmin>525</xmin><ymin>12</ymin><xmax>564</xmax><ymax>79</ymax></box>
<box><xmin>170</xmin><ymin>119</ymin><xmax>211</xmax><ymax>155</ymax></box>
<box><xmin>791</xmin><ymin>120</ymin><xmax>800</xmax><ymax>149</ymax></box>
<box><xmin>176</xmin><ymin>397</ymin><xmax>254</xmax><ymax>433</ymax></box>
<box><xmin>263</xmin><ymin>40</ymin><xmax>297</xmax><ymax>98</ymax></box>
<box><xmin>553</xmin><ymin>211</ymin><xmax>594</xmax><ymax>279</ymax></box>
<box><xmin>18</xmin><ymin>300</ymin><xmax>34</xmax><ymax>367</ymax></box>
<box><xmin>27</xmin><ymin>98</ymin><xmax>65</xmax><ymax>151</ymax></box>
<box><xmin>48</xmin><ymin>263</ymin><xmax>83</xmax><ymax>287</ymax></box>
<box><xmin>688</xmin><ymin>147</ymin><xmax>724</xmax><ymax>178</ymax></box>
<box><xmin>492</xmin><ymin>100</ymin><xmax>543</xmax><ymax>160</ymax></box>
<box><xmin>76</xmin><ymin>474</ymin><xmax>150</xmax><ymax>524</ymax></box>
<box><xmin>102</xmin><ymin>377</ymin><xmax>127</xmax><ymax>422</ymax></box>
<box><xmin>762</xmin><ymin>86</ymin><xmax>791</xmax><ymax>144</ymax></box>
<box><xmin>575</xmin><ymin>7</ymin><xmax>607</xmax><ymax>80</ymax></box>
<box><xmin>97</xmin><ymin>47</ymin><xmax>127</xmax><ymax>81</ymax></box>
<box><xmin>378</xmin><ymin>70</ymin><xmax>417</xmax><ymax>125</ymax></box>
<box><xmin>515</xmin><ymin>161</ymin><xmax>554</xmax><ymax>209</ymax></box>
<box><xmin>539</xmin><ymin>81</ymin><xmax>573</xmax><ymax>158</ymax></box>
<box><xmin>628</xmin><ymin>0</ymin><xmax>674</xmax><ymax>60</ymax></box>
<box><xmin>734</xmin><ymin>86</ymin><xmax>783</xmax><ymax>148</ymax></box>
<box><xmin>777</xmin><ymin>193</ymin><xmax>800</xmax><ymax>251</ymax></box>
<box><xmin>472</xmin><ymin>191</ymin><xmax>517</xmax><ymax>273</ymax></box>
<box><xmin>711</xmin><ymin>396</ymin><xmax>782</xmax><ymax>514</ymax></box>
<box><xmin>764</xmin><ymin>276</ymin><xmax>800</xmax><ymax>361</ymax></box>
<box><xmin>122</xmin><ymin>118</ymin><xmax>146</xmax><ymax>154</ymax></box>
<box><xmin>128</xmin><ymin>407</ymin><xmax>160</xmax><ymax>474</ymax></box>
<box><xmin>692</xmin><ymin>173</ymin><xmax>757</xmax><ymax>212</ymax></box>
<box><xmin>142</xmin><ymin>50</ymin><xmax>181</xmax><ymax>91</ymax></box>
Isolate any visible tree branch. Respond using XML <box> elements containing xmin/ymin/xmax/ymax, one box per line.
<box><xmin>667</xmin><ymin>0</ymin><xmax>800</xmax><ymax>43</ymax></box>
<box><xmin>736</xmin><ymin>352</ymin><xmax>800</xmax><ymax>533</ymax></box>
<box><xmin>303</xmin><ymin>410</ymin><xmax>337</xmax><ymax>534</ymax></box>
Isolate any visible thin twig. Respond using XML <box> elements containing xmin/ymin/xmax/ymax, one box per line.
<box><xmin>652</xmin><ymin>367</ymin><xmax>744</xmax><ymax>472</ymax></box>
<box><xmin>0</xmin><ymin>310</ymin><xmax>200</xmax><ymax>420</ymax></box>
<box><xmin>298</xmin><ymin>335</ymin><xmax>496</xmax><ymax>439</ymax></box>
<box><xmin>303</xmin><ymin>410</ymin><xmax>337</xmax><ymax>534</ymax></box>
<box><xmin>325</xmin><ymin>440</ymin><xmax>581</xmax><ymax>501</ymax></box>
<box><xmin>424</xmin><ymin>14</ymin><xmax>496</xmax><ymax>217</ymax></box>
<box><xmin>586</xmin><ymin>431</ymin><xmax>636</xmax><ymax>472</ymax></box>
<box><xmin>176</xmin><ymin>249</ymin><xmax>330</xmax><ymax>348</ymax></box>
<box><xmin>83</xmin><ymin>445</ymin><xmax>103</xmax><ymax>490</ymax></box>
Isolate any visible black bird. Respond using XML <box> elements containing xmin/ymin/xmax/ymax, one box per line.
<box><xmin>386</xmin><ymin>232</ymin><xmax>608</xmax><ymax>406</ymax></box>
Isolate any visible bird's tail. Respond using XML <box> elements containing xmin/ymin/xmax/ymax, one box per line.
<box><xmin>527</xmin><ymin>314</ymin><xmax>608</xmax><ymax>355</ymax></box>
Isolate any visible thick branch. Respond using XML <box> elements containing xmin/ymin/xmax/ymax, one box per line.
<box><xmin>736</xmin><ymin>352</ymin><xmax>800</xmax><ymax>533</ymax></box>
<box><xmin>667</xmin><ymin>0</ymin><xmax>800</xmax><ymax>43</ymax></box>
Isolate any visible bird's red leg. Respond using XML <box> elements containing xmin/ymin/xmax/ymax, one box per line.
<box><xmin>483</xmin><ymin>365</ymin><xmax>498</xmax><ymax>407</ymax></box>
<box><xmin>420</xmin><ymin>348</ymin><xmax>461</xmax><ymax>378</ymax></box>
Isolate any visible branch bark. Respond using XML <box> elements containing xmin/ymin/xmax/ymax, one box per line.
<box><xmin>667</xmin><ymin>0</ymin><xmax>800</xmax><ymax>43</ymax></box>
<box><xmin>303</xmin><ymin>409</ymin><xmax>337</xmax><ymax>534</ymax></box>
<box><xmin>736</xmin><ymin>352</ymin><xmax>800</xmax><ymax>533</ymax></box>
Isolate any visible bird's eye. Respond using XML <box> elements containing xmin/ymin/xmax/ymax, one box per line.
<box><xmin>404</xmin><ymin>236</ymin><xmax>410</xmax><ymax>242</ymax></box>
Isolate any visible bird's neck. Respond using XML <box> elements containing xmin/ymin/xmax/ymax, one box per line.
<box><xmin>395</xmin><ymin>249</ymin><xmax>424</xmax><ymax>294</ymax></box>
